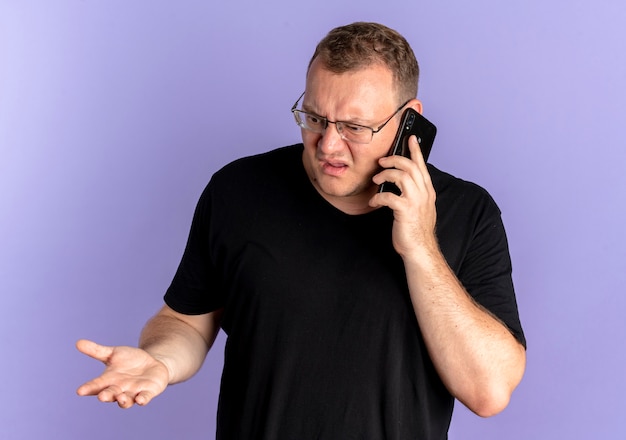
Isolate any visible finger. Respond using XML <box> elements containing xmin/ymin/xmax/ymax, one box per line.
<box><xmin>378</xmin><ymin>152</ymin><xmax>412</xmax><ymax>170</ymax></box>
<box><xmin>372</xmin><ymin>167</ymin><xmax>404</xmax><ymax>187</ymax></box>
<box><xmin>408</xmin><ymin>136</ymin><xmax>431</xmax><ymax>181</ymax></box>
<box><xmin>95</xmin><ymin>386</ymin><xmax>135</xmax><ymax>409</ymax></box>
<box><xmin>77</xmin><ymin>380</ymin><xmax>101</xmax><ymax>396</ymax></box>
<box><xmin>109</xmin><ymin>387</ymin><xmax>156</xmax><ymax>408</ymax></box>
<box><xmin>97</xmin><ymin>385</ymin><xmax>136</xmax><ymax>406</ymax></box>
<box><xmin>97</xmin><ymin>385</ymin><xmax>121</xmax><ymax>403</ymax></box>
<box><xmin>408</xmin><ymin>135</ymin><xmax>425</xmax><ymax>164</ymax></box>
<box><xmin>77</xmin><ymin>374</ymin><xmax>119</xmax><ymax>397</ymax></box>
<box><xmin>134</xmin><ymin>390</ymin><xmax>155</xmax><ymax>406</ymax></box>
<box><xmin>370</xmin><ymin>176</ymin><xmax>404</xmax><ymax>209</ymax></box>
<box><xmin>406</xmin><ymin>137</ymin><xmax>435</xmax><ymax>192</ymax></box>
<box><xmin>76</xmin><ymin>339</ymin><xmax>114</xmax><ymax>363</ymax></box>
<box><xmin>115</xmin><ymin>391</ymin><xmax>136</xmax><ymax>409</ymax></box>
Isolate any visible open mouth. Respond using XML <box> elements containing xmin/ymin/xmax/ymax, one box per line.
<box><xmin>321</xmin><ymin>160</ymin><xmax>348</xmax><ymax>176</ymax></box>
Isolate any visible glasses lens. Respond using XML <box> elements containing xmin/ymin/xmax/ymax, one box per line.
<box><xmin>292</xmin><ymin>109</ymin><xmax>373</xmax><ymax>144</ymax></box>
<box><xmin>295</xmin><ymin>111</ymin><xmax>326</xmax><ymax>133</ymax></box>
<box><xmin>337</xmin><ymin>122</ymin><xmax>373</xmax><ymax>144</ymax></box>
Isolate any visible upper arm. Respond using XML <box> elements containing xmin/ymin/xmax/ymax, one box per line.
<box><xmin>157</xmin><ymin>304</ymin><xmax>223</xmax><ymax>348</ymax></box>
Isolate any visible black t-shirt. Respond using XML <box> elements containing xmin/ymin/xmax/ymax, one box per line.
<box><xmin>165</xmin><ymin>144</ymin><xmax>525</xmax><ymax>440</ymax></box>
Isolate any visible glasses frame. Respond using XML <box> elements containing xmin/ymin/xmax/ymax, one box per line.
<box><xmin>290</xmin><ymin>92</ymin><xmax>410</xmax><ymax>144</ymax></box>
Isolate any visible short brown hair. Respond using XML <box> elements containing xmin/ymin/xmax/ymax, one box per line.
<box><xmin>308</xmin><ymin>22</ymin><xmax>420</xmax><ymax>101</ymax></box>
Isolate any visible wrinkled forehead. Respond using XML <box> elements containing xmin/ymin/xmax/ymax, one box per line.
<box><xmin>303</xmin><ymin>60</ymin><xmax>400</xmax><ymax>121</ymax></box>
<box><xmin>305</xmin><ymin>58</ymin><xmax>399</xmax><ymax>105</ymax></box>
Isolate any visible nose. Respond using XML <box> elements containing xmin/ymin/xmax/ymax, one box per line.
<box><xmin>317</xmin><ymin>121</ymin><xmax>345</xmax><ymax>154</ymax></box>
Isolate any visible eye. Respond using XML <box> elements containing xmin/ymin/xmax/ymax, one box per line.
<box><xmin>305</xmin><ymin>113</ymin><xmax>324</xmax><ymax>127</ymax></box>
<box><xmin>343</xmin><ymin>123</ymin><xmax>367</xmax><ymax>133</ymax></box>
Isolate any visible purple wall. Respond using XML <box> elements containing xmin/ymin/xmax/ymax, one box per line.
<box><xmin>1</xmin><ymin>1</ymin><xmax>625</xmax><ymax>438</ymax></box>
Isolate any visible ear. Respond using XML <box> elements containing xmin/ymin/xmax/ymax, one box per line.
<box><xmin>408</xmin><ymin>98</ymin><xmax>423</xmax><ymax>114</ymax></box>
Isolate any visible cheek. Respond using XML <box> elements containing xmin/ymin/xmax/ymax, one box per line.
<box><xmin>301</xmin><ymin>130</ymin><xmax>320</xmax><ymax>149</ymax></box>
<box><xmin>300</xmin><ymin>131</ymin><xmax>319</xmax><ymax>172</ymax></box>
<box><xmin>370</xmin><ymin>135</ymin><xmax>395</xmax><ymax>161</ymax></box>
<box><xmin>353</xmin><ymin>141</ymin><xmax>389</xmax><ymax>166</ymax></box>
<box><xmin>350</xmin><ymin>143</ymin><xmax>392</xmax><ymax>178</ymax></box>
<box><xmin>346</xmin><ymin>149</ymin><xmax>380</xmax><ymax>180</ymax></box>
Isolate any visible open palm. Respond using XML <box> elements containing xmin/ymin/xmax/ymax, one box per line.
<box><xmin>76</xmin><ymin>339</ymin><xmax>170</xmax><ymax>409</ymax></box>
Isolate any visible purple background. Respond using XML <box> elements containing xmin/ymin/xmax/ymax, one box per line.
<box><xmin>1</xmin><ymin>1</ymin><xmax>625</xmax><ymax>438</ymax></box>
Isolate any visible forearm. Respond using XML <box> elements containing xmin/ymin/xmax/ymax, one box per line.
<box><xmin>403</xmin><ymin>244</ymin><xmax>526</xmax><ymax>417</ymax></box>
<box><xmin>139</xmin><ymin>307</ymin><xmax>221</xmax><ymax>385</ymax></box>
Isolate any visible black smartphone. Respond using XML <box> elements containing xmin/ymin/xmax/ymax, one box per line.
<box><xmin>378</xmin><ymin>107</ymin><xmax>437</xmax><ymax>195</ymax></box>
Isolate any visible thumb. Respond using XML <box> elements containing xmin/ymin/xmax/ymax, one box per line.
<box><xmin>76</xmin><ymin>339</ymin><xmax>114</xmax><ymax>363</ymax></box>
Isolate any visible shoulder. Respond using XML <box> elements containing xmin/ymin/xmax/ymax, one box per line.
<box><xmin>429</xmin><ymin>164</ymin><xmax>507</xmax><ymax>270</ymax></box>
<box><xmin>200</xmin><ymin>144</ymin><xmax>304</xmax><ymax>206</ymax></box>
<box><xmin>428</xmin><ymin>164</ymin><xmax>501</xmax><ymax>216</ymax></box>
<box><xmin>213</xmin><ymin>144</ymin><xmax>303</xmax><ymax>183</ymax></box>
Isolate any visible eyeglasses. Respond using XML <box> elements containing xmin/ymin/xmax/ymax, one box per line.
<box><xmin>291</xmin><ymin>92</ymin><xmax>410</xmax><ymax>144</ymax></box>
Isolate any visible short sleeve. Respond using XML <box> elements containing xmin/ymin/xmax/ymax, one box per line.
<box><xmin>457</xmin><ymin>195</ymin><xmax>526</xmax><ymax>348</ymax></box>
<box><xmin>164</xmin><ymin>181</ymin><xmax>225</xmax><ymax>315</ymax></box>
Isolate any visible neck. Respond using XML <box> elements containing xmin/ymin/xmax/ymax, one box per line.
<box><xmin>317</xmin><ymin>186</ymin><xmax>380</xmax><ymax>216</ymax></box>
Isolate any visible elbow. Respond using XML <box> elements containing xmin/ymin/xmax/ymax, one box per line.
<box><xmin>465</xmin><ymin>387</ymin><xmax>512</xmax><ymax>418</ymax></box>
<box><xmin>462</xmin><ymin>366</ymin><xmax>525</xmax><ymax>417</ymax></box>
<box><xmin>467</xmin><ymin>346</ymin><xmax>527</xmax><ymax>417</ymax></box>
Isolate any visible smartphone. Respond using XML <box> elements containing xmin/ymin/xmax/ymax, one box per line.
<box><xmin>378</xmin><ymin>107</ymin><xmax>437</xmax><ymax>195</ymax></box>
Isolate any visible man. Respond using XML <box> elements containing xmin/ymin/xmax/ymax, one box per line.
<box><xmin>77</xmin><ymin>22</ymin><xmax>526</xmax><ymax>439</ymax></box>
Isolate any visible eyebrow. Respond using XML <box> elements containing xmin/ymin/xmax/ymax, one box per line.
<box><xmin>301</xmin><ymin>104</ymin><xmax>373</xmax><ymax>126</ymax></box>
<box><xmin>301</xmin><ymin>103</ymin><xmax>321</xmax><ymax>115</ymax></box>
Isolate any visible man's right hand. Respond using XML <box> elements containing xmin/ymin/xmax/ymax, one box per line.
<box><xmin>76</xmin><ymin>339</ymin><xmax>170</xmax><ymax>409</ymax></box>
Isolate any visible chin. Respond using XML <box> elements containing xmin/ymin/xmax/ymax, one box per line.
<box><xmin>316</xmin><ymin>176</ymin><xmax>374</xmax><ymax>199</ymax></box>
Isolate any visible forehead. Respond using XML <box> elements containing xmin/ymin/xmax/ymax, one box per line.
<box><xmin>303</xmin><ymin>58</ymin><xmax>397</xmax><ymax>119</ymax></box>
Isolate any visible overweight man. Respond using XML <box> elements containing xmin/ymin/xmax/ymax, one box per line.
<box><xmin>77</xmin><ymin>22</ymin><xmax>526</xmax><ymax>439</ymax></box>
